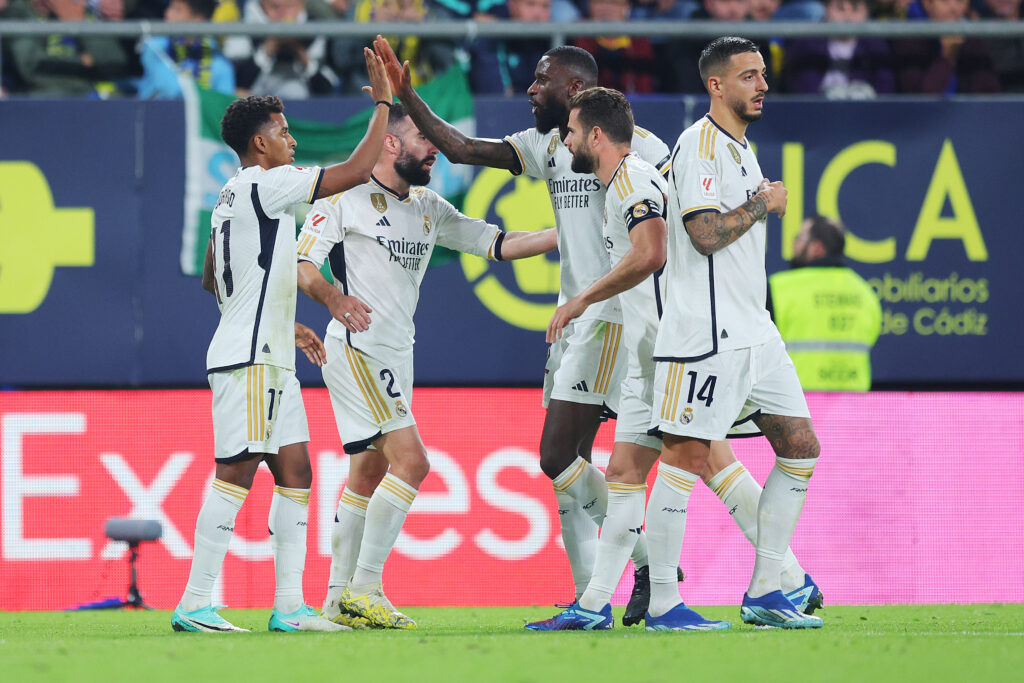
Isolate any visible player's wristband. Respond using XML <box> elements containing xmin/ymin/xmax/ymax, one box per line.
<box><xmin>375</xmin><ymin>101</ymin><xmax>393</xmax><ymax>109</ymax></box>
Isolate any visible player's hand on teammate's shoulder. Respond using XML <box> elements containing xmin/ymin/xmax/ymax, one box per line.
<box><xmin>373</xmin><ymin>35</ymin><xmax>413</xmax><ymax>101</ymax></box>
<box><xmin>331</xmin><ymin>295</ymin><xmax>373</xmax><ymax>334</ymax></box>
<box><xmin>362</xmin><ymin>45</ymin><xmax>393</xmax><ymax>104</ymax></box>
<box><xmin>757</xmin><ymin>178</ymin><xmax>788</xmax><ymax>218</ymax></box>
<box><xmin>546</xmin><ymin>297</ymin><xmax>587</xmax><ymax>344</ymax></box>
<box><xmin>295</xmin><ymin>322</ymin><xmax>327</xmax><ymax>366</ymax></box>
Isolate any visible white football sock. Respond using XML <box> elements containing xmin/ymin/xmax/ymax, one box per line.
<box><xmin>552</xmin><ymin>456</ymin><xmax>608</xmax><ymax>527</ymax></box>
<box><xmin>579</xmin><ymin>483</ymin><xmax>646</xmax><ymax>611</ymax></box>
<box><xmin>180</xmin><ymin>479</ymin><xmax>247</xmax><ymax>612</ymax></box>
<box><xmin>554</xmin><ymin>489</ymin><xmax>598</xmax><ymax>600</ymax></box>
<box><xmin>270</xmin><ymin>485</ymin><xmax>310</xmax><ymax>614</ymax></box>
<box><xmin>706</xmin><ymin>461</ymin><xmax>805</xmax><ymax>593</ymax></box>
<box><xmin>325</xmin><ymin>488</ymin><xmax>369</xmax><ymax>609</ymax></box>
<box><xmin>350</xmin><ymin>473</ymin><xmax>417</xmax><ymax>588</ymax></box>
<box><xmin>748</xmin><ymin>456</ymin><xmax>818</xmax><ymax>599</ymax></box>
<box><xmin>644</xmin><ymin>462</ymin><xmax>698</xmax><ymax>618</ymax></box>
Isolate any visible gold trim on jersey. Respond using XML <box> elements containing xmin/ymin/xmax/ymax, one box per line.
<box><xmin>380</xmin><ymin>474</ymin><xmax>417</xmax><ymax>505</ymax></box>
<box><xmin>503</xmin><ymin>136</ymin><xmax>527</xmax><ymax>175</ymax></box>
<box><xmin>633</xmin><ymin>126</ymin><xmax>651</xmax><ymax>139</ymax></box>
<box><xmin>306</xmin><ymin>167</ymin><xmax>323</xmax><ymax>204</ymax></box>
<box><xmin>344</xmin><ymin>344</ymin><xmax>391</xmax><ymax>424</ymax></box>
<box><xmin>610</xmin><ymin>160</ymin><xmax>635</xmax><ymax>202</ymax></box>
<box><xmin>593</xmin><ymin>322</ymin><xmax>622</xmax><ymax>394</ymax></box>
<box><xmin>681</xmin><ymin>204</ymin><xmax>721</xmax><ymax>216</ymax></box>
<box><xmin>660</xmin><ymin>362</ymin><xmax>686</xmax><ymax>421</ymax></box>
<box><xmin>328</xmin><ymin>191</ymin><xmax>343</xmax><ymax>205</ymax></box>
<box><xmin>370</xmin><ymin>178</ymin><xmax>411</xmax><ymax>204</ymax></box>
<box><xmin>297</xmin><ymin>232</ymin><xmax>318</xmax><ymax>258</ymax></box>
<box><xmin>698</xmin><ymin>120</ymin><xmax>717</xmax><ymax>161</ymax></box>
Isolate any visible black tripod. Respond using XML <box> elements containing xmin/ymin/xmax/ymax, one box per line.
<box><xmin>70</xmin><ymin>518</ymin><xmax>161</xmax><ymax>611</ymax></box>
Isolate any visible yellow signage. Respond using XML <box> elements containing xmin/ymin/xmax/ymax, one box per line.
<box><xmin>0</xmin><ymin>162</ymin><xmax>94</xmax><ymax>313</ymax></box>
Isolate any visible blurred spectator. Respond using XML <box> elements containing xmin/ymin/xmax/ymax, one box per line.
<box><xmin>331</xmin><ymin>0</ymin><xmax>457</xmax><ymax>94</ymax></box>
<box><xmin>630</xmin><ymin>0</ymin><xmax>697</xmax><ymax>19</ymax></box>
<box><xmin>769</xmin><ymin>215</ymin><xmax>882</xmax><ymax>391</ymax></box>
<box><xmin>226</xmin><ymin>0</ymin><xmax>339</xmax><ymax>97</ymax></box>
<box><xmin>470</xmin><ymin>0</ymin><xmax>553</xmax><ymax>95</ymax></box>
<box><xmin>976</xmin><ymin>0</ymin><xmax>1024</xmax><ymax>92</ymax></box>
<box><xmin>663</xmin><ymin>0</ymin><xmax>765</xmax><ymax>93</ymax></box>
<box><xmin>7</xmin><ymin>0</ymin><xmax>135</xmax><ymax>96</ymax></box>
<box><xmin>133</xmin><ymin>0</ymin><xmax>235</xmax><ymax>97</ymax></box>
<box><xmin>783</xmin><ymin>0</ymin><xmax>895</xmax><ymax>97</ymax></box>
<box><xmin>891</xmin><ymin>0</ymin><xmax>1000</xmax><ymax>93</ymax></box>
<box><xmin>749</xmin><ymin>0</ymin><xmax>780</xmax><ymax>18</ymax></box>
<box><xmin>870</xmin><ymin>0</ymin><xmax>914</xmax><ymax>16</ymax></box>
<box><xmin>774</xmin><ymin>0</ymin><xmax>826</xmax><ymax>19</ymax></box>
<box><xmin>574</xmin><ymin>0</ymin><xmax>656</xmax><ymax>93</ymax></box>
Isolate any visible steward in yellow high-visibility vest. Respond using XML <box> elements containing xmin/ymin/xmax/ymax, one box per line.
<box><xmin>769</xmin><ymin>215</ymin><xmax>882</xmax><ymax>391</ymax></box>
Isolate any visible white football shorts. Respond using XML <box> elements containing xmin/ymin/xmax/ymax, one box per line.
<box><xmin>614</xmin><ymin>373</ymin><xmax>662</xmax><ymax>450</ymax></box>
<box><xmin>322</xmin><ymin>334</ymin><xmax>415</xmax><ymax>454</ymax></box>
<box><xmin>208</xmin><ymin>364</ymin><xmax>309</xmax><ymax>461</ymax></box>
<box><xmin>543</xmin><ymin>318</ymin><xmax>625</xmax><ymax>412</ymax></box>
<box><xmin>651</xmin><ymin>336</ymin><xmax>810</xmax><ymax>441</ymax></box>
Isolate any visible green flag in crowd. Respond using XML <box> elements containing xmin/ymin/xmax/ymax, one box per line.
<box><xmin>180</xmin><ymin>66</ymin><xmax>476</xmax><ymax>276</ymax></box>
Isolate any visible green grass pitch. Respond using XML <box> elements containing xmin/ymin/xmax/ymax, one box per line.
<box><xmin>3</xmin><ymin>604</ymin><xmax>1022</xmax><ymax>682</ymax></box>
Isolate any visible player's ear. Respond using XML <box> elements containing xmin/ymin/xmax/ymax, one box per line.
<box><xmin>706</xmin><ymin>75</ymin><xmax>722</xmax><ymax>98</ymax></box>
<box><xmin>251</xmin><ymin>133</ymin><xmax>267</xmax><ymax>154</ymax></box>
<box><xmin>567</xmin><ymin>77</ymin><xmax>585</xmax><ymax>98</ymax></box>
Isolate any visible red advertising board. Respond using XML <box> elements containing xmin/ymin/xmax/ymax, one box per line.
<box><xmin>2</xmin><ymin>389</ymin><xmax>1023</xmax><ymax>610</ymax></box>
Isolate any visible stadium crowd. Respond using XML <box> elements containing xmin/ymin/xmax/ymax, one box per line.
<box><xmin>1</xmin><ymin>0</ymin><xmax>1020</xmax><ymax>97</ymax></box>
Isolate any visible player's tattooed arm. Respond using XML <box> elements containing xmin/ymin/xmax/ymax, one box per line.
<box><xmin>684</xmin><ymin>178</ymin><xmax>786</xmax><ymax>255</ymax></box>
<box><xmin>373</xmin><ymin>35</ymin><xmax>519</xmax><ymax>171</ymax></box>
<box><xmin>684</xmin><ymin>195</ymin><xmax>767</xmax><ymax>256</ymax></box>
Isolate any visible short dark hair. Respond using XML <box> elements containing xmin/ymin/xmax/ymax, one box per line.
<box><xmin>543</xmin><ymin>45</ymin><xmax>599</xmax><ymax>86</ymax></box>
<box><xmin>568</xmin><ymin>87</ymin><xmax>634</xmax><ymax>145</ymax></box>
<box><xmin>178</xmin><ymin>0</ymin><xmax>218</xmax><ymax>19</ymax></box>
<box><xmin>698</xmin><ymin>36</ymin><xmax>760</xmax><ymax>85</ymax></box>
<box><xmin>387</xmin><ymin>102</ymin><xmax>410</xmax><ymax>133</ymax></box>
<box><xmin>806</xmin><ymin>214</ymin><xmax>846</xmax><ymax>257</ymax></box>
<box><xmin>220</xmin><ymin>95</ymin><xmax>284</xmax><ymax>156</ymax></box>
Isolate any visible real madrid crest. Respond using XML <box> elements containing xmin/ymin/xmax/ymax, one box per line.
<box><xmin>632</xmin><ymin>202</ymin><xmax>650</xmax><ymax>219</ymax></box>
<box><xmin>727</xmin><ymin>143</ymin><xmax>742</xmax><ymax>165</ymax></box>
<box><xmin>395</xmin><ymin>400</ymin><xmax>408</xmax><ymax>417</ymax></box>
<box><xmin>371</xmin><ymin>193</ymin><xmax>388</xmax><ymax>213</ymax></box>
<box><xmin>681</xmin><ymin>406</ymin><xmax>694</xmax><ymax>424</ymax></box>
<box><xmin>547</xmin><ymin>135</ymin><xmax>558</xmax><ymax>156</ymax></box>
<box><xmin>423</xmin><ymin>215</ymin><xmax>432</xmax><ymax>236</ymax></box>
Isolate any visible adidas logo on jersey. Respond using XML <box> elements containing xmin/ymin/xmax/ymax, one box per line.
<box><xmin>571</xmin><ymin>380</ymin><xmax>590</xmax><ymax>392</ymax></box>
<box><xmin>262</xmin><ymin>343</ymin><xmax>271</xmax><ymax>353</ymax></box>
<box><xmin>720</xmin><ymin>329</ymin><xmax>729</xmax><ymax>339</ymax></box>
<box><xmin>547</xmin><ymin>157</ymin><xmax>557</xmax><ymax>168</ymax></box>
<box><xmin>376</xmin><ymin>216</ymin><xmax>391</xmax><ymax>227</ymax></box>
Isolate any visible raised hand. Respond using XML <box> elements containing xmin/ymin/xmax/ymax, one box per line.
<box><xmin>361</xmin><ymin>46</ymin><xmax>392</xmax><ymax>104</ymax></box>
<box><xmin>373</xmin><ymin>34</ymin><xmax>413</xmax><ymax>100</ymax></box>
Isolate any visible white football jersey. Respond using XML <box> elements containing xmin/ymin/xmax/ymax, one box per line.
<box><xmin>504</xmin><ymin>125</ymin><xmax>670</xmax><ymax>323</ymax></box>
<box><xmin>297</xmin><ymin>176</ymin><xmax>502</xmax><ymax>356</ymax></box>
<box><xmin>206</xmin><ymin>164</ymin><xmax>324</xmax><ymax>373</ymax></box>
<box><xmin>654</xmin><ymin>115</ymin><xmax>780</xmax><ymax>362</ymax></box>
<box><xmin>603</xmin><ymin>153</ymin><xmax>668</xmax><ymax>380</ymax></box>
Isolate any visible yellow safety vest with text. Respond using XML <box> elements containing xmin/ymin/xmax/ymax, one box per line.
<box><xmin>769</xmin><ymin>266</ymin><xmax>882</xmax><ymax>391</ymax></box>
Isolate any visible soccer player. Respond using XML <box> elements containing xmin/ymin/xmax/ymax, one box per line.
<box><xmin>650</xmin><ymin>36</ymin><xmax>824</xmax><ymax>629</ymax></box>
<box><xmin>525</xmin><ymin>87</ymin><xmax>729</xmax><ymax>631</ymax></box>
<box><xmin>172</xmin><ymin>48</ymin><xmax>393</xmax><ymax>634</ymax></box>
<box><xmin>296</xmin><ymin>103</ymin><xmax>557</xmax><ymax>629</ymax></box>
<box><xmin>373</xmin><ymin>36</ymin><xmax>674</xmax><ymax>622</ymax></box>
